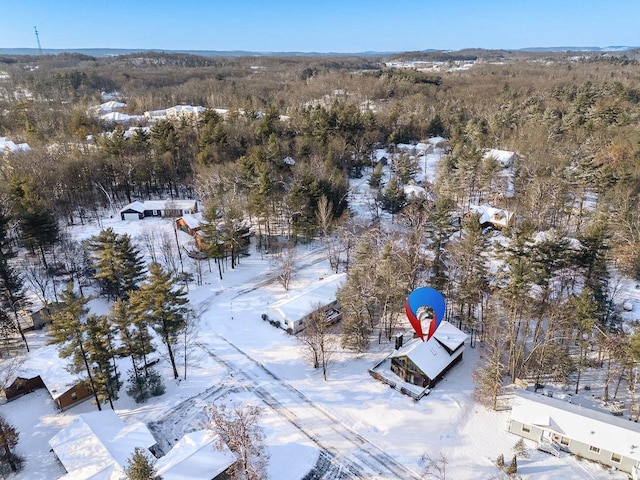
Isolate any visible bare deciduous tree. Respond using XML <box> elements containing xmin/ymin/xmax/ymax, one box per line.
<box><xmin>274</xmin><ymin>243</ymin><xmax>296</xmax><ymax>291</ymax></box>
<box><xmin>420</xmin><ymin>452</ymin><xmax>448</xmax><ymax>480</ymax></box>
<box><xmin>207</xmin><ymin>402</ymin><xmax>269</xmax><ymax>480</ymax></box>
<box><xmin>140</xmin><ymin>229</ymin><xmax>159</xmax><ymax>264</ymax></box>
<box><xmin>300</xmin><ymin>306</ymin><xmax>337</xmax><ymax>381</ymax></box>
<box><xmin>160</xmin><ymin>231</ymin><xmax>180</xmax><ymax>277</ymax></box>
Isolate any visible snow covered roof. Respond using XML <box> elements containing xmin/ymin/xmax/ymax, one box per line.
<box><xmin>166</xmin><ymin>105</ymin><xmax>205</xmax><ymax>116</ymax></box>
<box><xmin>144</xmin><ymin>108</ymin><xmax>168</xmax><ymax>118</ymax></box>
<box><xmin>534</xmin><ymin>230</ymin><xmax>583</xmax><ymax>250</ymax></box>
<box><xmin>98</xmin><ymin>101</ymin><xmax>126</xmax><ymax>112</ymax></box>
<box><xmin>483</xmin><ymin>148</ymin><xmax>517</xmax><ymax>167</ymax></box>
<box><xmin>100</xmin><ymin>112</ymin><xmax>144</xmax><ymax>123</ymax></box>
<box><xmin>49</xmin><ymin>409</ymin><xmax>157</xmax><ymax>479</ymax></box>
<box><xmin>0</xmin><ymin>136</ymin><xmax>31</xmax><ymax>154</ymax></box>
<box><xmin>512</xmin><ymin>389</ymin><xmax>640</xmax><ymax>461</ymax></box>
<box><xmin>20</xmin><ymin>344</ymin><xmax>83</xmax><ymax>401</ymax></box>
<box><xmin>467</xmin><ymin>204</ymin><xmax>514</xmax><ymax>229</ymax></box>
<box><xmin>403</xmin><ymin>185</ymin><xmax>426</xmax><ymax>198</ymax></box>
<box><xmin>120</xmin><ymin>201</ymin><xmax>146</xmax><ymax>213</ymax></box>
<box><xmin>123</xmin><ymin>126</ymin><xmax>150</xmax><ymax>139</ymax></box>
<box><xmin>391</xmin><ymin>321</ymin><xmax>466</xmax><ymax>380</ymax></box>
<box><xmin>120</xmin><ymin>200</ymin><xmax>197</xmax><ymax>214</ymax></box>
<box><xmin>374</xmin><ymin>148</ymin><xmax>388</xmax><ymax>162</ymax></box>
<box><xmin>155</xmin><ymin>430</ymin><xmax>236</xmax><ymax>480</ymax></box>
<box><xmin>179</xmin><ymin>214</ymin><xmax>202</xmax><ymax>229</ymax></box>
<box><xmin>267</xmin><ymin>273</ymin><xmax>347</xmax><ymax>323</ymax></box>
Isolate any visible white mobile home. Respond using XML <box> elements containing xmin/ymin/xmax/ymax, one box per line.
<box><xmin>510</xmin><ymin>389</ymin><xmax>640</xmax><ymax>477</ymax></box>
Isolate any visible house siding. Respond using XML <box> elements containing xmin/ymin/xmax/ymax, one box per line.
<box><xmin>55</xmin><ymin>383</ymin><xmax>94</xmax><ymax>411</ymax></box>
<box><xmin>3</xmin><ymin>375</ymin><xmax>45</xmax><ymax>401</ymax></box>
<box><xmin>509</xmin><ymin>419</ymin><xmax>639</xmax><ymax>474</ymax></box>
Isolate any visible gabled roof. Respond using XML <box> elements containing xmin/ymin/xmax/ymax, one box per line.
<box><xmin>120</xmin><ymin>201</ymin><xmax>146</xmax><ymax>213</ymax></box>
<box><xmin>155</xmin><ymin>430</ymin><xmax>236</xmax><ymax>480</ymax></box>
<box><xmin>391</xmin><ymin>321</ymin><xmax>466</xmax><ymax>380</ymax></box>
<box><xmin>267</xmin><ymin>273</ymin><xmax>347</xmax><ymax>323</ymax></box>
<box><xmin>178</xmin><ymin>214</ymin><xmax>202</xmax><ymax>230</ymax></box>
<box><xmin>20</xmin><ymin>344</ymin><xmax>83</xmax><ymax>400</ymax></box>
<box><xmin>512</xmin><ymin>389</ymin><xmax>640</xmax><ymax>461</ymax></box>
<box><xmin>49</xmin><ymin>409</ymin><xmax>156</xmax><ymax>479</ymax></box>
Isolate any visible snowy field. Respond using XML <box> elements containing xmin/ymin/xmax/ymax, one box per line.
<box><xmin>2</xmin><ymin>143</ymin><xmax>640</xmax><ymax>479</ymax></box>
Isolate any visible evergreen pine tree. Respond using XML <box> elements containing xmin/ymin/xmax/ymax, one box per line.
<box><xmin>380</xmin><ymin>176</ymin><xmax>406</xmax><ymax>214</ymax></box>
<box><xmin>85</xmin><ymin>228</ymin><xmax>145</xmax><ymax>300</ymax></box>
<box><xmin>0</xmin><ymin>256</ymin><xmax>30</xmax><ymax>351</ymax></box>
<box><xmin>506</xmin><ymin>455</ymin><xmax>517</xmax><ymax>475</ymax></box>
<box><xmin>110</xmin><ymin>299</ymin><xmax>157</xmax><ymax>402</ymax></box>
<box><xmin>9</xmin><ymin>176</ymin><xmax>59</xmax><ymax>268</ymax></box>
<box><xmin>496</xmin><ymin>453</ymin><xmax>504</xmax><ymax>468</ymax></box>
<box><xmin>129</xmin><ymin>263</ymin><xmax>189</xmax><ymax>379</ymax></box>
<box><xmin>125</xmin><ymin>447</ymin><xmax>162</xmax><ymax>480</ymax></box>
<box><xmin>47</xmin><ymin>282</ymin><xmax>103</xmax><ymax>410</ymax></box>
<box><xmin>85</xmin><ymin>314</ymin><xmax>121</xmax><ymax>409</ymax></box>
<box><xmin>513</xmin><ymin>438</ymin><xmax>528</xmax><ymax>458</ymax></box>
<box><xmin>368</xmin><ymin>162</ymin><xmax>383</xmax><ymax>188</ymax></box>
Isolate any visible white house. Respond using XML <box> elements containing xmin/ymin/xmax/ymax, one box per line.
<box><xmin>266</xmin><ymin>273</ymin><xmax>347</xmax><ymax>334</ymax></box>
<box><xmin>49</xmin><ymin>410</ymin><xmax>157</xmax><ymax>480</ymax></box>
<box><xmin>510</xmin><ymin>389</ymin><xmax>640</xmax><ymax>477</ymax></box>
<box><xmin>369</xmin><ymin>321</ymin><xmax>467</xmax><ymax>400</ymax></box>
<box><xmin>120</xmin><ymin>199</ymin><xmax>198</xmax><ymax>220</ymax></box>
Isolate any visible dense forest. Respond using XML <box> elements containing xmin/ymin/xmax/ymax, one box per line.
<box><xmin>1</xmin><ymin>48</ymin><xmax>640</xmax><ymax>415</ymax></box>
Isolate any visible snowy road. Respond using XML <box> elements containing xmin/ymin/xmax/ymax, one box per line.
<box><xmin>196</xmin><ymin>336</ymin><xmax>421</xmax><ymax>480</ymax></box>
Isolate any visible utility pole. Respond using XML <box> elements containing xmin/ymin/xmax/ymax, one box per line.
<box><xmin>34</xmin><ymin>26</ymin><xmax>42</xmax><ymax>55</ymax></box>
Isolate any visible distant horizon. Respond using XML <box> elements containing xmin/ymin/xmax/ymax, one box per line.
<box><xmin>1</xmin><ymin>0</ymin><xmax>638</xmax><ymax>54</ymax></box>
<box><xmin>0</xmin><ymin>45</ymin><xmax>637</xmax><ymax>58</ymax></box>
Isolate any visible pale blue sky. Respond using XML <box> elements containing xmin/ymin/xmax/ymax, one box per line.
<box><xmin>0</xmin><ymin>0</ymin><xmax>638</xmax><ymax>52</ymax></box>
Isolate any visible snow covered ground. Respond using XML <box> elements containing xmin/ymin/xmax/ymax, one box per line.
<box><xmin>2</xmin><ymin>142</ymin><xmax>639</xmax><ymax>479</ymax></box>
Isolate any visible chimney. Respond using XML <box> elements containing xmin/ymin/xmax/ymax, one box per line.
<box><xmin>395</xmin><ymin>333</ymin><xmax>403</xmax><ymax>350</ymax></box>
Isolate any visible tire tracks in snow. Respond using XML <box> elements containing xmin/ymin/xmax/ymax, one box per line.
<box><xmin>196</xmin><ymin>336</ymin><xmax>421</xmax><ymax>480</ymax></box>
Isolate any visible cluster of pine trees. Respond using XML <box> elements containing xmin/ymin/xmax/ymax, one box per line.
<box><xmin>52</xmin><ymin>228</ymin><xmax>191</xmax><ymax>408</ymax></box>
<box><xmin>0</xmin><ymin>49</ymin><xmax>639</xmax><ymax>413</ymax></box>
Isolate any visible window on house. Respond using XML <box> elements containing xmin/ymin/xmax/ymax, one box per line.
<box><xmin>611</xmin><ymin>453</ymin><xmax>622</xmax><ymax>463</ymax></box>
<box><xmin>560</xmin><ymin>437</ymin><xmax>570</xmax><ymax>446</ymax></box>
<box><xmin>589</xmin><ymin>445</ymin><xmax>600</xmax><ymax>453</ymax></box>
<box><xmin>71</xmin><ymin>392</ymin><xmax>77</xmax><ymax>400</ymax></box>
<box><xmin>521</xmin><ymin>424</ymin><xmax>531</xmax><ymax>433</ymax></box>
